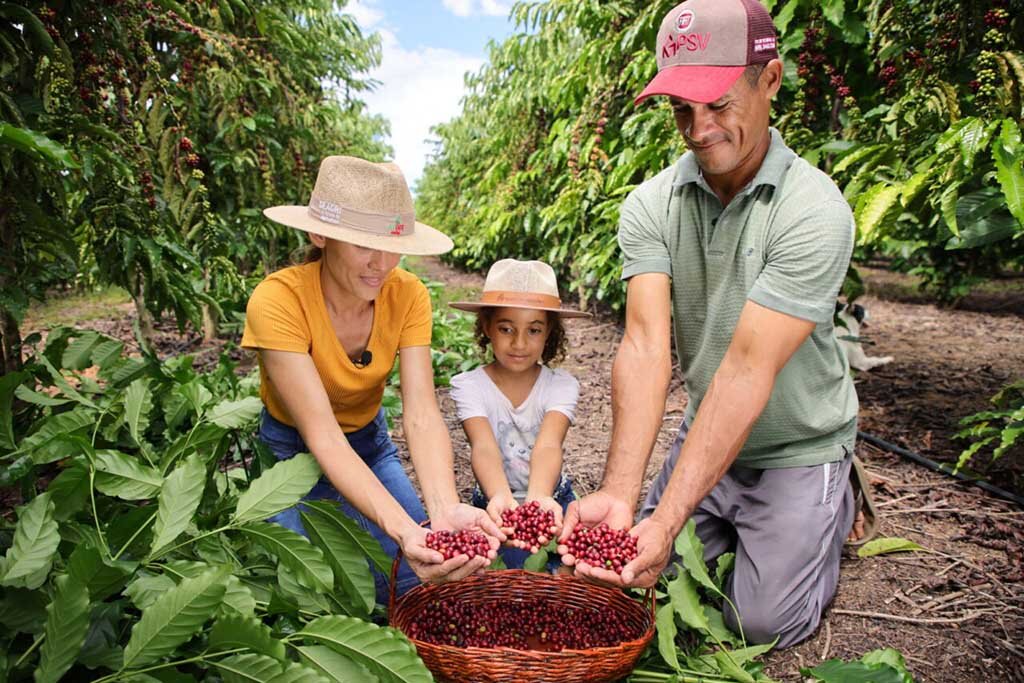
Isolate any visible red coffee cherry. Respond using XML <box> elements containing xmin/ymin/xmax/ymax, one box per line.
<box><xmin>426</xmin><ymin>530</ymin><xmax>491</xmax><ymax>560</ymax></box>
<box><xmin>563</xmin><ymin>523</ymin><xmax>638</xmax><ymax>574</ymax></box>
<box><xmin>500</xmin><ymin>501</ymin><xmax>556</xmax><ymax>550</ymax></box>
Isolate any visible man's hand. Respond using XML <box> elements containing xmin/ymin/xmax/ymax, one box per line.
<box><xmin>557</xmin><ymin>490</ymin><xmax>634</xmax><ymax>567</ymax></box>
<box><xmin>619</xmin><ymin>516</ymin><xmax>675</xmax><ymax>587</ymax></box>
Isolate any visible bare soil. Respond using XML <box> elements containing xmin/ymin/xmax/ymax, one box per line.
<box><xmin>18</xmin><ymin>259</ymin><xmax>1023</xmax><ymax>682</ymax></box>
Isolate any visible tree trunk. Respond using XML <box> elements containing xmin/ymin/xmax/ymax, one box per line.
<box><xmin>0</xmin><ymin>307</ymin><xmax>22</xmax><ymax>374</ymax></box>
<box><xmin>131</xmin><ymin>273</ymin><xmax>157</xmax><ymax>354</ymax></box>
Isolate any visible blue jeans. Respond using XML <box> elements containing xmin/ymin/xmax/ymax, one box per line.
<box><xmin>471</xmin><ymin>476</ymin><xmax>575</xmax><ymax>571</ymax></box>
<box><xmin>259</xmin><ymin>408</ymin><xmax>426</xmax><ymax>602</ymax></box>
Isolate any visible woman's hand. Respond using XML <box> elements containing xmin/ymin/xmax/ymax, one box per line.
<box><xmin>397</xmin><ymin>525</ymin><xmax>484</xmax><ymax>584</ymax></box>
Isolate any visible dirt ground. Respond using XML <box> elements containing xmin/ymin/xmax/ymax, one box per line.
<box><xmin>18</xmin><ymin>259</ymin><xmax>1023</xmax><ymax>682</ymax></box>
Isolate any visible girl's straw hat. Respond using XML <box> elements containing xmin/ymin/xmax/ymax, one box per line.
<box><xmin>263</xmin><ymin>155</ymin><xmax>453</xmax><ymax>256</ymax></box>
<box><xmin>450</xmin><ymin>259</ymin><xmax>590</xmax><ymax>318</ymax></box>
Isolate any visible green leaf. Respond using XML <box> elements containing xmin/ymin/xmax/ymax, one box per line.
<box><xmin>803</xmin><ymin>659</ymin><xmax>906</xmax><ymax>683</ymax></box>
<box><xmin>302</xmin><ymin>501</ymin><xmax>391</xmax><ymax>575</ymax></box>
<box><xmin>861</xmin><ymin>649</ymin><xmax>913</xmax><ymax>683</ymax></box>
<box><xmin>0</xmin><ymin>588</ymin><xmax>48</xmax><ymax>634</ymax></box>
<box><xmin>0</xmin><ymin>493</ymin><xmax>60</xmax><ymax>589</ymax></box>
<box><xmin>655</xmin><ymin>604</ymin><xmax>681</xmax><ymax>671</ymax></box>
<box><xmin>0</xmin><ymin>123</ymin><xmax>78</xmax><ymax>168</ymax></box>
<box><xmin>855</xmin><ymin>182</ymin><xmax>902</xmax><ymax>244</ymax></box>
<box><xmin>47</xmin><ymin>458</ymin><xmax>90</xmax><ymax>521</ymax></box>
<box><xmin>296</xmin><ymin>645</ymin><xmax>379</xmax><ymax>682</ymax></box>
<box><xmin>674</xmin><ymin>519</ymin><xmax>723</xmax><ymax>600</ymax></box>
<box><xmin>295</xmin><ymin>615</ymin><xmax>433</xmax><ymax>683</ymax></box>
<box><xmin>35</xmin><ymin>575</ymin><xmax>90</xmax><ymax>683</ymax></box>
<box><xmin>666</xmin><ymin>568</ymin><xmax>709</xmax><ymax>633</ymax></box>
<box><xmin>857</xmin><ymin>537</ymin><xmax>924</xmax><ymax>558</ymax></box>
<box><xmin>714</xmin><ymin>552</ymin><xmax>735</xmax><ymax>590</ymax></box>
<box><xmin>150</xmin><ymin>455</ymin><xmax>206</xmax><ymax>556</ymax></box>
<box><xmin>211</xmin><ymin>653</ymin><xmax>330</xmax><ymax>683</ymax></box>
<box><xmin>0</xmin><ymin>371</ymin><xmax>29</xmax><ymax>449</ymax></box>
<box><xmin>238</xmin><ymin>522</ymin><xmax>333</xmax><ymax>592</ymax></box>
<box><xmin>67</xmin><ymin>543</ymin><xmax>136</xmax><ymax>601</ymax></box>
<box><xmin>61</xmin><ymin>331</ymin><xmax>101</xmax><ymax>370</ymax></box>
<box><xmin>232</xmin><ymin>453</ymin><xmax>321</xmax><ymax>524</ymax></box>
<box><xmin>20</xmin><ymin>410</ymin><xmax>95</xmax><ymax>464</ymax></box>
<box><xmin>993</xmin><ymin>119</ymin><xmax>1024</xmax><ymax>226</ymax></box>
<box><xmin>820</xmin><ymin>0</ymin><xmax>844</xmax><ymax>28</ymax></box>
<box><xmin>124</xmin><ymin>378</ymin><xmax>153</xmax><ymax>446</ymax></box>
<box><xmin>522</xmin><ymin>546</ymin><xmax>549</xmax><ymax>572</ymax></box>
<box><xmin>123</xmin><ymin>566</ymin><xmax>229</xmax><ymax>668</ymax></box>
<box><xmin>207</xmin><ymin>396</ymin><xmax>264</xmax><ymax>428</ymax></box>
<box><xmin>714</xmin><ymin>650</ymin><xmax>756</xmax><ymax>683</ymax></box>
<box><xmin>209</xmin><ymin>614</ymin><xmax>286</xmax><ymax>660</ymax></box>
<box><xmin>300</xmin><ymin>509</ymin><xmax>376</xmax><ymax>615</ymax></box>
<box><xmin>94</xmin><ymin>450</ymin><xmax>163</xmax><ymax>500</ymax></box>
<box><xmin>125</xmin><ymin>574</ymin><xmax>178</xmax><ymax>610</ymax></box>
<box><xmin>220</xmin><ymin>575</ymin><xmax>257</xmax><ymax>618</ymax></box>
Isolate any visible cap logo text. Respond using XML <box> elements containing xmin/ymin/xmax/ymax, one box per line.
<box><xmin>661</xmin><ymin>32</ymin><xmax>711</xmax><ymax>59</ymax></box>
<box><xmin>676</xmin><ymin>9</ymin><xmax>695</xmax><ymax>31</ymax></box>
<box><xmin>753</xmin><ymin>36</ymin><xmax>777</xmax><ymax>53</ymax></box>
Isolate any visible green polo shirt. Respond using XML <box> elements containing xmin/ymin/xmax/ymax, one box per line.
<box><xmin>618</xmin><ymin>128</ymin><xmax>858</xmax><ymax>469</ymax></box>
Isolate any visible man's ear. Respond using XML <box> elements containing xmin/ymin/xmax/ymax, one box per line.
<box><xmin>762</xmin><ymin>59</ymin><xmax>783</xmax><ymax>98</ymax></box>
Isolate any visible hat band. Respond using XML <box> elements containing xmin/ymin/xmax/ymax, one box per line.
<box><xmin>480</xmin><ymin>290</ymin><xmax>562</xmax><ymax>309</ymax></box>
<box><xmin>307</xmin><ymin>198</ymin><xmax>416</xmax><ymax>237</ymax></box>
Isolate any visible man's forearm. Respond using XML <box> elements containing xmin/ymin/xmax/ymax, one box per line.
<box><xmin>601</xmin><ymin>333</ymin><xmax>672</xmax><ymax>505</ymax></box>
<box><xmin>649</xmin><ymin>358</ymin><xmax>774</xmax><ymax>538</ymax></box>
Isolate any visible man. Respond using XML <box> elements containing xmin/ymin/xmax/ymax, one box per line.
<box><xmin>558</xmin><ymin>0</ymin><xmax>864</xmax><ymax>648</ymax></box>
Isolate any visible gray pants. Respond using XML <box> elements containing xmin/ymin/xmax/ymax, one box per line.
<box><xmin>640</xmin><ymin>422</ymin><xmax>854</xmax><ymax>648</ymax></box>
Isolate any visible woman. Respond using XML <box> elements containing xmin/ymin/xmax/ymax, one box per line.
<box><xmin>241</xmin><ymin>156</ymin><xmax>502</xmax><ymax>599</ymax></box>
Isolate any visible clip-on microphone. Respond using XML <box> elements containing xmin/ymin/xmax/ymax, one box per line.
<box><xmin>354</xmin><ymin>350</ymin><xmax>372</xmax><ymax>368</ymax></box>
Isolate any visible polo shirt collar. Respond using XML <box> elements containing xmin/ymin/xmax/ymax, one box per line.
<box><xmin>673</xmin><ymin>127</ymin><xmax>795</xmax><ymax>195</ymax></box>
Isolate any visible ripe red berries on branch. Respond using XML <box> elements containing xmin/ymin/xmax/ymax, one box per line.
<box><xmin>426</xmin><ymin>530</ymin><xmax>491</xmax><ymax>560</ymax></box>
<box><xmin>563</xmin><ymin>523</ymin><xmax>638</xmax><ymax>574</ymax></box>
<box><xmin>179</xmin><ymin>136</ymin><xmax>193</xmax><ymax>152</ymax></box>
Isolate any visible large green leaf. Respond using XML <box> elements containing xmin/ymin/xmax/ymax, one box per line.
<box><xmin>35</xmin><ymin>575</ymin><xmax>90</xmax><ymax>683</ymax></box>
<box><xmin>854</xmin><ymin>182</ymin><xmax>902</xmax><ymax>245</ymax></box>
<box><xmin>67</xmin><ymin>543</ymin><xmax>136</xmax><ymax>601</ymax></box>
<box><xmin>803</xmin><ymin>659</ymin><xmax>906</xmax><ymax>683</ymax></box>
<box><xmin>0</xmin><ymin>123</ymin><xmax>78</xmax><ymax>168</ymax></box>
<box><xmin>211</xmin><ymin>653</ymin><xmax>330</xmax><ymax>683</ymax></box>
<box><xmin>124</xmin><ymin>378</ymin><xmax>153</xmax><ymax>447</ymax></box>
<box><xmin>122</xmin><ymin>566</ymin><xmax>229</xmax><ymax>668</ymax></box>
<box><xmin>993</xmin><ymin>119</ymin><xmax>1024</xmax><ymax>227</ymax></box>
<box><xmin>20</xmin><ymin>410</ymin><xmax>95</xmax><ymax>464</ymax></box>
<box><xmin>301</xmin><ymin>509</ymin><xmax>376</xmax><ymax>615</ymax></box>
<box><xmin>238</xmin><ymin>522</ymin><xmax>333</xmax><ymax>592</ymax></box>
<box><xmin>674</xmin><ymin>519</ymin><xmax>723</xmax><ymax>600</ymax></box>
<box><xmin>946</xmin><ymin>190</ymin><xmax>1018</xmax><ymax>249</ymax></box>
<box><xmin>46</xmin><ymin>458</ymin><xmax>90</xmax><ymax>520</ymax></box>
<box><xmin>150</xmin><ymin>454</ymin><xmax>206</xmax><ymax>556</ymax></box>
<box><xmin>94</xmin><ymin>450</ymin><xmax>163</xmax><ymax>500</ymax></box>
<box><xmin>296</xmin><ymin>645</ymin><xmax>379</xmax><ymax>682</ymax></box>
<box><xmin>302</xmin><ymin>501</ymin><xmax>391</xmax><ymax>575</ymax></box>
<box><xmin>209</xmin><ymin>614</ymin><xmax>286</xmax><ymax>661</ymax></box>
<box><xmin>207</xmin><ymin>396</ymin><xmax>264</xmax><ymax>428</ymax></box>
<box><xmin>655</xmin><ymin>604</ymin><xmax>681</xmax><ymax>672</ymax></box>
<box><xmin>61</xmin><ymin>331</ymin><xmax>102</xmax><ymax>371</ymax></box>
<box><xmin>0</xmin><ymin>493</ymin><xmax>60</xmax><ymax>590</ymax></box>
<box><xmin>294</xmin><ymin>616</ymin><xmax>433</xmax><ymax>683</ymax></box>
<box><xmin>220</xmin><ymin>575</ymin><xmax>257</xmax><ymax>619</ymax></box>
<box><xmin>232</xmin><ymin>452</ymin><xmax>321</xmax><ymax>523</ymax></box>
<box><xmin>125</xmin><ymin>574</ymin><xmax>178</xmax><ymax>611</ymax></box>
<box><xmin>666</xmin><ymin>567</ymin><xmax>709</xmax><ymax>634</ymax></box>
<box><xmin>0</xmin><ymin>588</ymin><xmax>48</xmax><ymax>634</ymax></box>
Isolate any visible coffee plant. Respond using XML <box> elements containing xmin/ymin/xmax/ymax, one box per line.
<box><xmin>0</xmin><ymin>327</ymin><xmax>435</xmax><ymax>681</ymax></box>
<box><xmin>417</xmin><ymin>0</ymin><xmax>1023</xmax><ymax>311</ymax></box>
<box><xmin>0</xmin><ymin>0</ymin><xmax>390</xmax><ymax>373</ymax></box>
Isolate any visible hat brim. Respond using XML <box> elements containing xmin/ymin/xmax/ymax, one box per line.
<box><xmin>263</xmin><ymin>206</ymin><xmax>454</xmax><ymax>256</ymax></box>
<box><xmin>634</xmin><ymin>65</ymin><xmax>746</xmax><ymax>105</ymax></box>
<box><xmin>449</xmin><ymin>301</ymin><xmax>591</xmax><ymax>319</ymax></box>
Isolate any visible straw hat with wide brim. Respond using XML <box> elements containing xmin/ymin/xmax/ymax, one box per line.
<box><xmin>450</xmin><ymin>259</ymin><xmax>590</xmax><ymax>319</ymax></box>
<box><xmin>263</xmin><ymin>156</ymin><xmax>454</xmax><ymax>256</ymax></box>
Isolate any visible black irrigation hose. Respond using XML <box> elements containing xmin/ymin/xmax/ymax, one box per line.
<box><xmin>857</xmin><ymin>430</ymin><xmax>1024</xmax><ymax>508</ymax></box>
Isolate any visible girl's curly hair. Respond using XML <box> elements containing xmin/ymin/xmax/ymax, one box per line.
<box><xmin>474</xmin><ymin>308</ymin><xmax>567</xmax><ymax>365</ymax></box>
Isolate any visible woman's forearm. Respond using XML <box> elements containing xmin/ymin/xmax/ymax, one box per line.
<box><xmin>471</xmin><ymin>442</ymin><xmax>513</xmax><ymax>500</ymax></box>
<box><xmin>403</xmin><ymin>407</ymin><xmax>460</xmax><ymax>519</ymax></box>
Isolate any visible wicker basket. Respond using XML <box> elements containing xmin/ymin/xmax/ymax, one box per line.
<box><xmin>389</xmin><ymin>556</ymin><xmax>655</xmax><ymax>683</ymax></box>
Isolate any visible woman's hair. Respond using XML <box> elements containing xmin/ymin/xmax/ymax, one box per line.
<box><xmin>474</xmin><ymin>308</ymin><xmax>567</xmax><ymax>365</ymax></box>
<box><xmin>302</xmin><ymin>244</ymin><xmax>323</xmax><ymax>263</ymax></box>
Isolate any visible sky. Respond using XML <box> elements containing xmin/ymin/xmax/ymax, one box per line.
<box><xmin>345</xmin><ymin>0</ymin><xmax>520</xmax><ymax>188</ymax></box>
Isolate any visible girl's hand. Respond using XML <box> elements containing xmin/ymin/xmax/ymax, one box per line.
<box><xmin>486</xmin><ymin>491</ymin><xmax>517</xmax><ymax>532</ymax></box>
<box><xmin>522</xmin><ymin>494</ymin><xmax>563</xmax><ymax>551</ymax></box>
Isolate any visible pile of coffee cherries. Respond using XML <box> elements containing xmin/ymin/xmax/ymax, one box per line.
<box><xmin>562</xmin><ymin>523</ymin><xmax>638</xmax><ymax>575</ymax></box>
<box><xmin>425</xmin><ymin>530</ymin><xmax>491</xmax><ymax>560</ymax></box>
<box><xmin>500</xmin><ymin>501</ymin><xmax>557</xmax><ymax>550</ymax></box>
<box><xmin>407</xmin><ymin>597</ymin><xmax>640</xmax><ymax>650</ymax></box>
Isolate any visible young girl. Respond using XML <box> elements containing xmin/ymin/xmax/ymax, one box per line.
<box><xmin>449</xmin><ymin>259</ymin><xmax>589</xmax><ymax>569</ymax></box>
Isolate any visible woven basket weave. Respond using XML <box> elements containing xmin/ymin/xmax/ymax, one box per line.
<box><xmin>389</xmin><ymin>560</ymin><xmax>655</xmax><ymax>683</ymax></box>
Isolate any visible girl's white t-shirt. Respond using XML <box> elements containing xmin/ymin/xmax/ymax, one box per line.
<box><xmin>450</xmin><ymin>365</ymin><xmax>579</xmax><ymax>495</ymax></box>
